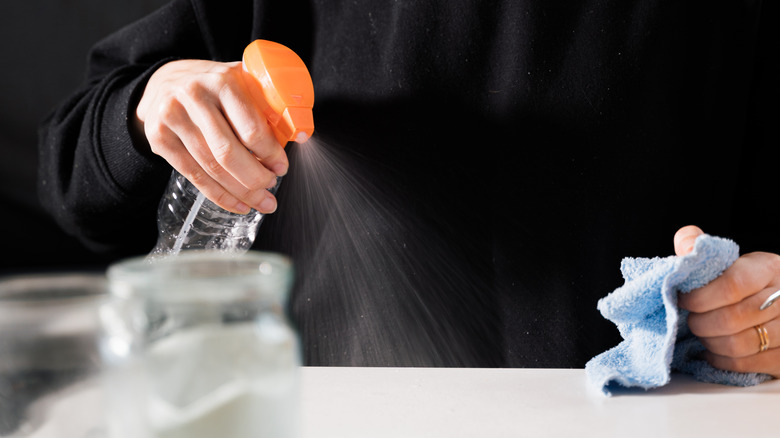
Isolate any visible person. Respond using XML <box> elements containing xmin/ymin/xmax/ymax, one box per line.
<box><xmin>39</xmin><ymin>0</ymin><xmax>778</xmax><ymax>375</ymax></box>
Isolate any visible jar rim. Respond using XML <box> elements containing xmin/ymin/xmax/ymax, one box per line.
<box><xmin>0</xmin><ymin>273</ymin><xmax>107</xmax><ymax>304</ymax></box>
<box><xmin>107</xmin><ymin>251</ymin><xmax>293</xmax><ymax>303</ymax></box>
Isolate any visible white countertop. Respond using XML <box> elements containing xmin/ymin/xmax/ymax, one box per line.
<box><xmin>300</xmin><ymin>367</ymin><xmax>779</xmax><ymax>438</ymax></box>
<box><xmin>20</xmin><ymin>367</ymin><xmax>780</xmax><ymax>438</ymax></box>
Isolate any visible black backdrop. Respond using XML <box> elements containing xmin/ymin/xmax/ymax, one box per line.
<box><xmin>0</xmin><ymin>1</ymin><xmax>169</xmax><ymax>274</ymax></box>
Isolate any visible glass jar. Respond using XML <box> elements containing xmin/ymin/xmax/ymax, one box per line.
<box><xmin>100</xmin><ymin>251</ymin><xmax>299</xmax><ymax>438</ymax></box>
<box><xmin>0</xmin><ymin>273</ymin><xmax>107</xmax><ymax>438</ymax></box>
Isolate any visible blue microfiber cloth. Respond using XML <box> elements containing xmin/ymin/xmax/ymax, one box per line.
<box><xmin>585</xmin><ymin>234</ymin><xmax>773</xmax><ymax>396</ymax></box>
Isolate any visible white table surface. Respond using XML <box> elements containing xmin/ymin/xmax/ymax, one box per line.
<box><xmin>299</xmin><ymin>367</ymin><xmax>780</xmax><ymax>438</ymax></box>
<box><xmin>22</xmin><ymin>367</ymin><xmax>780</xmax><ymax>438</ymax></box>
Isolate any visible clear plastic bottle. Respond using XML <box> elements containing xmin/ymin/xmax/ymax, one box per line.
<box><xmin>148</xmin><ymin>39</ymin><xmax>313</xmax><ymax>258</ymax></box>
<box><xmin>148</xmin><ymin>171</ymin><xmax>280</xmax><ymax>258</ymax></box>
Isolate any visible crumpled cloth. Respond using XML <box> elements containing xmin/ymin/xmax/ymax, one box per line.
<box><xmin>585</xmin><ymin>234</ymin><xmax>773</xmax><ymax>396</ymax></box>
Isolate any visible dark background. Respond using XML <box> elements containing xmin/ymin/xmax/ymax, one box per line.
<box><xmin>0</xmin><ymin>1</ymin><xmax>169</xmax><ymax>274</ymax></box>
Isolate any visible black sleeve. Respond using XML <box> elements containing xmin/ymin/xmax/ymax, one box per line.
<box><xmin>37</xmin><ymin>0</ymin><xmax>255</xmax><ymax>256</ymax></box>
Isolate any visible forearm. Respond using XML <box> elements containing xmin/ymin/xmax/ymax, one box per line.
<box><xmin>37</xmin><ymin>0</ymin><xmax>300</xmax><ymax>254</ymax></box>
<box><xmin>38</xmin><ymin>62</ymin><xmax>170</xmax><ymax>254</ymax></box>
<box><xmin>37</xmin><ymin>0</ymin><xmax>206</xmax><ymax>254</ymax></box>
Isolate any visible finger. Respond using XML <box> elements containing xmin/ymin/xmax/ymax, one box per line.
<box><xmin>674</xmin><ymin>225</ymin><xmax>704</xmax><ymax>256</ymax></box>
<box><xmin>145</xmin><ymin>123</ymin><xmax>250</xmax><ymax>214</ymax></box>
<box><xmin>166</xmin><ymin>105</ymin><xmax>278</xmax><ymax>214</ymax></box>
<box><xmin>678</xmin><ymin>252</ymin><xmax>780</xmax><ymax>313</ymax></box>
<box><xmin>221</xmin><ymin>65</ymin><xmax>290</xmax><ymax>176</ymax></box>
<box><xmin>704</xmin><ymin>347</ymin><xmax>780</xmax><ymax>378</ymax></box>
<box><xmin>699</xmin><ymin>319</ymin><xmax>780</xmax><ymax>358</ymax></box>
<box><xmin>247</xmin><ymin>137</ymin><xmax>289</xmax><ymax>177</ymax></box>
<box><xmin>687</xmin><ymin>284</ymin><xmax>780</xmax><ymax>337</ymax></box>
<box><xmin>181</xmin><ymin>78</ymin><xmax>276</xmax><ymax>190</ymax></box>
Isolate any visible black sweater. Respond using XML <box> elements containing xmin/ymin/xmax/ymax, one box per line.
<box><xmin>39</xmin><ymin>0</ymin><xmax>777</xmax><ymax>367</ymax></box>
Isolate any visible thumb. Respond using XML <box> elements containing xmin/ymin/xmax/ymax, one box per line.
<box><xmin>673</xmin><ymin>225</ymin><xmax>704</xmax><ymax>256</ymax></box>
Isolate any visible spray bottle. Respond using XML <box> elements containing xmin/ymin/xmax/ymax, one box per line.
<box><xmin>149</xmin><ymin>40</ymin><xmax>315</xmax><ymax>258</ymax></box>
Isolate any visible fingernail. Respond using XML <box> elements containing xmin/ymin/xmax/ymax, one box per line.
<box><xmin>236</xmin><ymin>202</ymin><xmax>251</xmax><ymax>214</ymax></box>
<box><xmin>271</xmin><ymin>162</ymin><xmax>288</xmax><ymax>176</ymax></box>
<box><xmin>258</xmin><ymin>196</ymin><xmax>277</xmax><ymax>213</ymax></box>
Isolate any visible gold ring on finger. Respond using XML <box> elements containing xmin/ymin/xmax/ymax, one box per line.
<box><xmin>754</xmin><ymin>324</ymin><xmax>769</xmax><ymax>353</ymax></box>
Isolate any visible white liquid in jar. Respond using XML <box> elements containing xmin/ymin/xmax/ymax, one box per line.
<box><xmin>144</xmin><ymin>322</ymin><xmax>299</xmax><ymax>438</ymax></box>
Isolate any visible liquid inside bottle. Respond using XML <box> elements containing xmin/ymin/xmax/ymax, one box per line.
<box><xmin>149</xmin><ymin>171</ymin><xmax>279</xmax><ymax>258</ymax></box>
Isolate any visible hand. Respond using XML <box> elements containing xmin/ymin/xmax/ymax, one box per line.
<box><xmin>136</xmin><ymin>59</ymin><xmax>288</xmax><ymax>214</ymax></box>
<box><xmin>674</xmin><ymin>225</ymin><xmax>780</xmax><ymax>377</ymax></box>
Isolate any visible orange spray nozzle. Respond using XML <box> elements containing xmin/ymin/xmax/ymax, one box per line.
<box><xmin>242</xmin><ymin>40</ymin><xmax>315</xmax><ymax>146</ymax></box>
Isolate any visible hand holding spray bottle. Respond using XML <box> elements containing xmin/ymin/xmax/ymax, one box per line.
<box><xmin>149</xmin><ymin>40</ymin><xmax>315</xmax><ymax>258</ymax></box>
